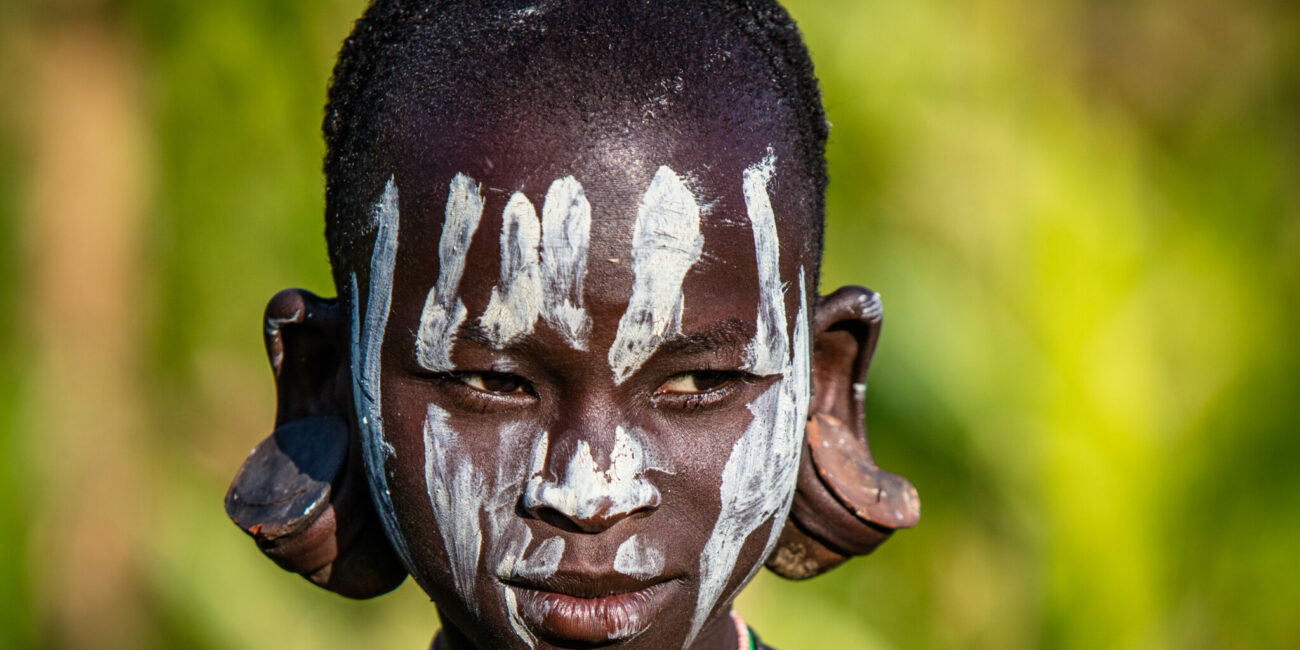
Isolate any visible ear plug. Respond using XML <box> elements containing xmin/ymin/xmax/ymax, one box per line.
<box><xmin>226</xmin><ymin>416</ymin><xmax>348</xmax><ymax>571</ymax></box>
<box><xmin>226</xmin><ymin>415</ymin><xmax>406</xmax><ymax>598</ymax></box>
<box><xmin>766</xmin><ymin>413</ymin><xmax>920</xmax><ymax>579</ymax></box>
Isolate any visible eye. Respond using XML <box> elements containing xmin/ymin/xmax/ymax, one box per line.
<box><xmin>653</xmin><ymin>370</ymin><xmax>757</xmax><ymax>411</ymax></box>
<box><xmin>657</xmin><ymin>371</ymin><xmax>739</xmax><ymax>395</ymax></box>
<box><xmin>454</xmin><ymin>371</ymin><xmax>533</xmax><ymax>397</ymax></box>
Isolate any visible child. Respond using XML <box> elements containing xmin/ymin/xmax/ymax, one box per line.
<box><xmin>225</xmin><ymin>1</ymin><xmax>919</xmax><ymax>648</ymax></box>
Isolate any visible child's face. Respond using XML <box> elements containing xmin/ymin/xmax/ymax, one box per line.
<box><xmin>352</xmin><ymin>134</ymin><xmax>815</xmax><ymax>648</ymax></box>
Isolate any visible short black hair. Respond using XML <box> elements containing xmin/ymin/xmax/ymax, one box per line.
<box><xmin>322</xmin><ymin>0</ymin><xmax>829</xmax><ymax>291</ymax></box>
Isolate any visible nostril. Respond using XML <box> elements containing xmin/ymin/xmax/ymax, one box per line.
<box><xmin>522</xmin><ymin>493</ymin><xmax>659</xmax><ymax>534</ymax></box>
<box><xmin>526</xmin><ymin>503</ymin><xmax>594</xmax><ymax>534</ymax></box>
<box><xmin>521</xmin><ymin>434</ymin><xmax>663</xmax><ymax>533</ymax></box>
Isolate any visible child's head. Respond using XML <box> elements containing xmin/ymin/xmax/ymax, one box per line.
<box><xmin>226</xmin><ymin>2</ymin><xmax>918</xmax><ymax>648</ymax></box>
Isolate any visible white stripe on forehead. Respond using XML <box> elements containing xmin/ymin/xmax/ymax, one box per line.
<box><xmin>539</xmin><ymin>176</ymin><xmax>593</xmax><ymax>349</ymax></box>
<box><xmin>480</xmin><ymin>192</ymin><xmax>544</xmax><ymax>346</ymax></box>
<box><xmin>351</xmin><ymin>177</ymin><xmax>417</xmax><ymax>575</ymax></box>
<box><xmin>608</xmin><ymin>165</ymin><xmax>704</xmax><ymax>384</ymax></box>
<box><xmin>417</xmin><ymin>173</ymin><xmax>486</xmax><ymax>371</ymax></box>
<box><xmin>742</xmin><ymin>151</ymin><xmax>789</xmax><ymax>375</ymax></box>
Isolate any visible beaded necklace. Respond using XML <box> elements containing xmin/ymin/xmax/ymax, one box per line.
<box><xmin>432</xmin><ymin>615</ymin><xmax>758</xmax><ymax>650</ymax></box>
<box><xmin>730</xmin><ymin>611</ymin><xmax>756</xmax><ymax>650</ymax></box>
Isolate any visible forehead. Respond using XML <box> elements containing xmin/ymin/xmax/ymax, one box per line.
<box><xmin>381</xmin><ymin>139</ymin><xmax>813</xmax><ymax>348</ymax></box>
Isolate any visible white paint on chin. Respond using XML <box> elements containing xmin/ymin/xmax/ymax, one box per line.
<box><xmin>481</xmin><ymin>192</ymin><xmax>544</xmax><ymax>346</ymax></box>
<box><xmin>350</xmin><ymin>177</ymin><xmax>416</xmax><ymax>575</ymax></box>
<box><xmin>504</xmin><ymin>586</ymin><xmax>537</xmax><ymax>648</ymax></box>
<box><xmin>614</xmin><ymin>534</ymin><xmax>665</xmax><ymax>581</ymax></box>
<box><xmin>608</xmin><ymin>165</ymin><xmax>704</xmax><ymax>384</ymax></box>
<box><xmin>539</xmin><ymin>176</ymin><xmax>592</xmax><ymax>349</ymax></box>
<box><xmin>523</xmin><ymin>426</ymin><xmax>662</xmax><ymax>523</ymax></box>
<box><xmin>417</xmin><ymin>173</ymin><xmax>485</xmax><ymax>371</ymax></box>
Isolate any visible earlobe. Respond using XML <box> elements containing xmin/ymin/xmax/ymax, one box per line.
<box><xmin>225</xmin><ymin>288</ymin><xmax>407</xmax><ymax>598</ymax></box>
<box><xmin>766</xmin><ymin>286</ymin><xmax>920</xmax><ymax>580</ymax></box>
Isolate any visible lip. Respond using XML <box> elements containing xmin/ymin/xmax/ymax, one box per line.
<box><xmin>504</xmin><ymin>574</ymin><xmax>676</xmax><ymax>644</ymax></box>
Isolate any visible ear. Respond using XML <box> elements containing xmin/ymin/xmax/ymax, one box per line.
<box><xmin>766</xmin><ymin>286</ymin><xmax>920</xmax><ymax>580</ymax></box>
<box><xmin>225</xmin><ymin>288</ymin><xmax>407</xmax><ymax>598</ymax></box>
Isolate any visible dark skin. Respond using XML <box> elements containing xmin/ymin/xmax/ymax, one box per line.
<box><xmin>251</xmin><ymin>81</ymin><xmax>904</xmax><ymax>650</ymax></box>
<box><xmin>221</xmin><ymin>3</ymin><xmax>924</xmax><ymax>646</ymax></box>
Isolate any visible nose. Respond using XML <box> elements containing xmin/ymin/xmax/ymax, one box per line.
<box><xmin>523</xmin><ymin>427</ymin><xmax>661</xmax><ymax>533</ymax></box>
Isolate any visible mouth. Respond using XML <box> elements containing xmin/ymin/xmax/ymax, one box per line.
<box><xmin>502</xmin><ymin>574</ymin><xmax>677</xmax><ymax>644</ymax></box>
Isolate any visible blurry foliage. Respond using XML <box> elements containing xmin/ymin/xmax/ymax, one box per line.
<box><xmin>1</xmin><ymin>0</ymin><xmax>1298</xmax><ymax>648</ymax></box>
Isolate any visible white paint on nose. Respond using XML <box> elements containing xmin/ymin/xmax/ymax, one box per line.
<box><xmin>539</xmin><ymin>176</ymin><xmax>592</xmax><ymax>349</ymax></box>
<box><xmin>524</xmin><ymin>426</ymin><xmax>661</xmax><ymax>524</ymax></box>
<box><xmin>480</xmin><ymin>191</ymin><xmax>544</xmax><ymax>346</ymax></box>
<box><xmin>614</xmin><ymin>534</ymin><xmax>665</xmax><ymax>580</ymax></box>
<box><xmin>417</xmin><ymin>173</ymin><xmax>485</xmax><ymax>371</ymax></box>
<box><xmin>608</xmin><ymin>165</ymin><xmax>703</xmax><ymax>384</ymax></box>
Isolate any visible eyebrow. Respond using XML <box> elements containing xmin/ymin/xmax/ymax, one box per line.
<box><xmin>454</xmin><ymin>320</ymin><xmax>499</xmax><ymax>350</ymax></box>
<box><xmin>449</xmin><ymin>316</ymin><xmax>753</xmax><ymax>356</ymax></box>
<box><xmin>654</xmin><ymin>317</ymin><xmax>753</xmax><ymax>356</ymax></box>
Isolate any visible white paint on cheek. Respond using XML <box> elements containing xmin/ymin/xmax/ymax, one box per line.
<box><xmin>608</xmin><ymin>165</ymin><xmax>704</xmax><ymax>384</ymax></box>
<box><xmin>504</xmin><ymin>586</ymin><xmax>537</xmax><ymax>648</ymax></box>
<box><xmin>686</xmin><ymin>165</ymin><xmax>813</xmax><ymax>644</ymax></box>
<box><xmin>480</xmin><ymin>192</ymin><xmax>543</xmax><ymax>346</ymax></box>
<box><xmin>417</xmin><ymin>173</ymin><xmax>485</xmax><ymax>371</ymax></box>
<box><xmin>539</xmin><ymin>176</ymin><xmax>592</xmax><ymax>349</ymax></box>
<box><xmin>423</xmin><ymin>402</ymin><xmax>485</xmax><ymax>614</ymax></box>
<box><xmin>741</xmin><ymin>150</ymin><xmax>788</xmax><ymax>376</ymax></box>
<box><xmin>483</xmin><ymin>424</ymin><xmax>554</xmax><ymax>649</ymax></box>
<box><xmin>523</xmin><ymin>426</ymin><xmax>662</xmax><ymax>522</ymax></box>
<box><xmin>614</xmin><ymin>534</ymin><xmax>665</xmax><ymax>580</ymax></box>
<box><xmin>350</xmin><ymin>177</ymin><xmax>416</xmax><ymax>574</ymax></box>
<box><xmin>515</xmin><ymin>536</ymin><xmax>565</xmax><ymax>581</ymax></box>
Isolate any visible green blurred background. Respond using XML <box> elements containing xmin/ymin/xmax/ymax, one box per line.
<box><xmin>2</xmin><ymin>0</ymin><xmax>1297</xmax><ymax>648</ymax></box>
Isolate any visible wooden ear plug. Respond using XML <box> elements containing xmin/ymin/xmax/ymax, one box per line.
<box><xmin>226</xmin><ymin>416</ymin><xmax>347</xmax><ymax>571</ymax></box>
<box><xmin>226</xmin><ymin>415</ymin><xmax>406</xmax><ymax>598</ymax></box>
<box><xmin>767</xmin><ymin>413</ymin><xmax>920</xmax><ymax>580</ymax></box>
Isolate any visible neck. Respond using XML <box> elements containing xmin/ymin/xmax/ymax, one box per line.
<box><xmin>431</xmin><ymin>608</ymin><xmax>744</xmax><ymax>650</ymax></box>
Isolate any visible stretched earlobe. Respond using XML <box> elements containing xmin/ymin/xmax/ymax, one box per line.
<box><xmin>767</xmin><ymin>286</ymin><xmax>920</xmax><ymax>580</ymax></box>
<box><xmin>225</xmin><ymin>289</ymin><xmax>407</xmax><ymax>598</ymax></box>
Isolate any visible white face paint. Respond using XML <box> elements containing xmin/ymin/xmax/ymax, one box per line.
<box><xmin>607</xmin><ymin>165</ymin><xmax>704</xmax><ymax>384</ymax></box>
<box><xmin>523</xmin><ymin>426</ymin><xmax>663</xmax><ymax>523</ymax></box>
<box><xmin>351</xmin><ymin>177</ymin><xmax>417</xmax><ymax>574</ymax></box>
<box><xmin>480</xmin><ymin>192</ymin><xmax>544</xmax><ymax>346</ymax></box>
<box><xmin>687</xmin><ymin>156</ymin><xmax>813</xmax><ymax>645</ymax></box>
<box><xmin>539</xmin><ymin>176</ymin><xmax>592</xmax><ymax>349</ymax></box>
<box><xmin>479</xmin><ymin>176</ymin><xmax>594</xmax><ymax>350</ymax></box>
<box><xmin>614</xmin><ymin>534</ymin><xmax>665</xmax><ymax>581</ymax></box>
<box><xmin>741</xmin><ymin>150</ymin><xmax>787</xmax><ymax>376</ymax></box>
<box><xmin>423</xmin><ymin>402</ymin><xmax>487</xmax><ymax>613</ymax></box>
<box><xmin>355</xmin><ymin>161</ymin><xmax>805</xmax><ymax>649</ymax></box>
<box><xmin>418</xmin><ymin>173</ymin><xmax>486</xmax><ymax>371</ymax></box>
